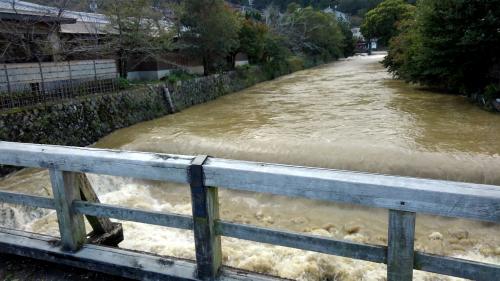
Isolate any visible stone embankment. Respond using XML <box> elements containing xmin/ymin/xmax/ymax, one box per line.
<box><xmin>0</xmin><ymin>67</ymin><xmax>268</xmax><ymax>176</ymax></box>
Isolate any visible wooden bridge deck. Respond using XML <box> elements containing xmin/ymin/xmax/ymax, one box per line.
<box><xmin>0</xmin><ymin>141</ymin><xmax>499</xmax><ymax>281</ymax></box>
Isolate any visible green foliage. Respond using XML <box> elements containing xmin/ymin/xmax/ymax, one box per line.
<box><xmin>162</xmin><ymin>70</ymin><xmax>198</xmax><ymax>84</ymax></box>
<box><xmin>286</xmin><ymin>56</ymin><xmax>306</xmax><ymax>72</ymax></box>
<box><xmin>235</xmin><ymin>3</ymin><xmax>354</xmax><ymax>78</ymax></box>
<box><xmin>116</xmin><ymin>77</ymin><xmax>131</xmax><ymax>90</ymax></box>
<box><xmin>282</xmin><ymin>5</ymin><xmax>345</xmax><ymax>61</ymax></box>
<box><xmin>485</xmin><ymin>84</ymin><xmax>500</xmax><ymax>101</ymax></box>
<box><xmin>382</xmin><ymin>16</ymin><xmax>419</xmax><ymax>78</ymax></box>
<box><xmin>261</xmin><ymin>33</ymin><xmax>293</xmax><ymax>78</ymax></box>
<box><xmin>384</xmin><ymin>0</ymin><xmax>500</xmax><ymax>108</ymax></box>
<box><xmin>238</xmin><ymin>19</ymin><xmax>269</xmax><ymax>64</ymax></box>
<box><xmin>339</xmin><ymin>21</ymin><xmax>356</xmax><ymax>57</ymax></box>
<box><xmin>102</xmin><ymin>0</ymin><xmax>174</xmax><ymax>77</ymax></box>
<box><xmin>181</xmin><ymin>0</ymin><xmax>241</xmax><ymax>75</ymax></box>
<box><xmin>361</xmin><ymin>0</ymin><xmax>415</xmax><ymax>46</ymax></box>
<box><xmin>338</xmin><ymin>0</ymin><xmax>385</xmax><ymax>17</ymax></box>
<box><xmin>180</xmin><ymin>1</ymin><xmax>354</xmax><ymax>77</ymax></box>
<box><xmin>251</xmin><ymin>0</ymin><xmax>330</xmax><ymax>11</ymax></box>
<box><xmin>234</xmin><ymin>65</ymin><xmax>267</xmax><ymax>87</ymax></box>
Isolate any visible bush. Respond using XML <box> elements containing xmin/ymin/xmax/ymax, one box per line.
<box><xmin>162</xmin><ymin>70</ymin><xmax>198</xmax><ymax>84</ymax></box>
<box><xmin>485</xmin><ymin>84</ymin><xmax>500</xmax><ymax>102</ymax></box>
<box><xmin>117</xmin><ymin>77</ymin><xmax>131</xmax><ymax>90</ymax></box>
<box><xmin>286</xmin><ymin>56</ymin><xmax>305</xmax><ymax>73</ymax></box>
<box><xmin>385</xmin><ymin>0</ymin><xmax>500</xmax><ymax>110</ymax></box>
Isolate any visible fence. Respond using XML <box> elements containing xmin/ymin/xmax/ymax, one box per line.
<box><xmin>0</xmin><ymin>141</ymin><xmax>498</xmax><ymax>281</ymax></box>
<box><xmin>0</xmin><ymin>60</ymin><xmax>118</xmax><ymax>109</ymax></box>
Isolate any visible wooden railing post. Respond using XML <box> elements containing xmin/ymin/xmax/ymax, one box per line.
<box><xmin>189</xmin><ymin>155</ymin><xmax>222</xmax><ymax>280</ymax></box>
<box><xmin>387</xmin><ymin>209</ymin><xmax>416</xmax><ymax>281</ymax></box>
<box><xmin>49</xmin><ymin>169</ymin><xmax>86</xmax><ymax>252</ymax></box>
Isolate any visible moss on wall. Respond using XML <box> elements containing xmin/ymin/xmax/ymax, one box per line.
<box><xmin>0</xmin><ymin>86</ymin><xmax>168</xmax><ymax>147</ymax></box>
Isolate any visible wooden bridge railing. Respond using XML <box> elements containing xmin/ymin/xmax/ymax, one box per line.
<box><xmin>0</xmin><ymin>141</ymin><xmax>498</xmax><ymax>281</ymax></box>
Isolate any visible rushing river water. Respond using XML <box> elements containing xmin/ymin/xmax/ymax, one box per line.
<box><xmin>1</xmin><ymin>54</ymin><xmax>499</xmax><ymax>281</ymax></box>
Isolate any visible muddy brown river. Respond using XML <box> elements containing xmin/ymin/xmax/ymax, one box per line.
<box><xmin>1</xmin><ymin>54</ymin><xmax>499</xmax><ymax>280</ymax></box>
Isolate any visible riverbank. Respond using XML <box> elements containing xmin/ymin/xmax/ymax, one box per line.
<box><xmin>0</xmin><ymin>60</ymin><xmax>324</xmax><ymax>177</ymax></box>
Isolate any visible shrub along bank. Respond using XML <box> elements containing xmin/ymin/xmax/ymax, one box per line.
<box><xmin>376</xmin><ymin>0</ymin><xmax>500</xmax><ymax>112</ymax></box>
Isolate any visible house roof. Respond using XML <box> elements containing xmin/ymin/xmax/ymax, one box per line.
<box><xmin>0</xmin><ymin>10</ymin><xmax>76</xmax><ymax>24</ymax></box>
<box><xmin>0</xmin><ymin>0</ymin><xmax>110</xmax><ymax>34</ymax></box>
<box><xmin>0</xmin><ymin>0</ymin><xmax>176</xmax><ymax>35</ymax></box>
<box><xmin>0</xmin><ymin>0</ymin><xmax>108</xmax><ymax>22</ymax></box>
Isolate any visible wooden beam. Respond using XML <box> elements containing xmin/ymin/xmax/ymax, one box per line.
<box><xmin>76</xmin><ymin>173</ymin><xmax>114</xmax><ymax>233</ymax></box>
<box><xmin>203</xmin><ymin>158</ymin><xmax>500</xmax><ymax>223</ymax></box>
<box><xmin>49</xmin><ymin>169</ymin><xmax>86</xmax><ymax>252</ymax></box>
<box><xmin>75</xmin><ymin>173</ymin><xmax>123</xmax><ymax>246</ymax></box>
<box><xmin>73</xmin><ymin>201</ymin><xmax>193</xmax><ymax>230</ymax></box>
<box><xmin>0</xmin><ymin>142</ymin><xmax>193</xmax><ymax>184</ymax></box>
<box><xmin>190</xmin><ymin>155</ymin><xmax>222</xmax><ymax>280</ymax></box>
<box><xmin>86</xmin><ymin>223</ymin><xmax>123</xmax><ymax>247</ymax></box>
<box><xmin>0</xmin><ymin>224</ymin><xmax>498</xmax><ymax>281</ymax></box>
<box><xmin>387</xmin><ymin>210</ymin><xmax>416</xmax><ymax>281</ymax></box>
<box><xmin>0</xmin><ymin>191</ymin><xmax>55</xmax><ymax>209</ymax></box>
<box><xmin>414</xmin><ymin>252</ymin><xmax>500</xmax><ymax>281</ymax></box>
<box><xmin>217</xmin><ymin>221</ymin><xmax>387</xmax><ymax>263</ymax></box>
<box><xmin>0</xmin><ymin>227</ymin><xmax>281</xmax><ymax>281</ymax></box>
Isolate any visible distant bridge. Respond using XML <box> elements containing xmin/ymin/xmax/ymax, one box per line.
<box><xmin>0</xmin><ymin>141</ymin><xmax>498</xmax><ymax>281</ymax></box>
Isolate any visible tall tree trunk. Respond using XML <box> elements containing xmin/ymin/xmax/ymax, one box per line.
<box><xmin>118</xmin><ymin>50</ymin><xmax>128</xmax><ymax>78</ymax></box>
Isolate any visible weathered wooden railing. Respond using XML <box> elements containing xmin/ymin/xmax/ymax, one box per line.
<box><xmin>0</xmin><ymin>141</ymin><xmax>498</xmax><ymax>281</ymax></box>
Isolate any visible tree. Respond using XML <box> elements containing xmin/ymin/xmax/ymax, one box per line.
<box><xmin>338</xmin><ymin>0</ymin><xmax>384</xmax><ymax>17</ymax></box>
<box><xmin>238</xmin><ymin>18</ymin><xmax>269</xmax><ymax>64</ymax></box>
<box><xmin>102</xmin><ymin>0</ymin><xmax>173</xmax><ymax>78</ymax></box>
<box><xmin>382</xmin><ymin>15</ymin><xmax>418</xmax><ymax>78</ymax></box>
<box><xmin>181</xmin><ymin>0</ymin><xmax>241</xmax><ymax>75</ymax></box>
<box><xmin>252</xmin><ymin>0</ymin><xmax>339</xmax><ymax>11</ymax></box>
<box><xmin>338</xmin><ymin>21</ymin><xmax>355</xmax><ymax>57</ymax></box>
<box><xmin>360</xmin><ymin>0</ymin><xmax>415</xmax><ymax>46</ymax></box>
<box><xmin>384</xmin><ymin>0</ymin><xmax>500</xmax><ymax>105</ymax></box>
<box><xmin>0</xmin><ymin>0</ymin><xmax>90</xmax><ymax>63</ymax></box>
<box><xmin>281</xmin><ymin>5</ymin><xmax>344</xmax><ymax>61</ymax></box>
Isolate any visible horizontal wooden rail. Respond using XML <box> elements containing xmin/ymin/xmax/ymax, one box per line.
<box><xmin>0</xmin><ymin>141</ymin><xmax>499</xmax><ymax>281</ymax></box>
<box><xmin>0</xmin><ymin>191</ymin><xmax>55</xmax><ymax>209</ymax></box>
<box><xmin>217</xmin><ymin>222</ymin><xmax>499</xmax><ymax>281</ymax></box>
<box><xmin>0</xmin><ymin>142</ymin><xmax>499</xmax><ymax>222</ymax></box>
<box><xmin>0</xmin><ymin>227</ymin><xmax>279</xmax><ymax>281</ymax></box>
<box><xmin>73</xmin><ymin>201</ymin><xmax>194</xmax><ymax>230</ymax></box>
<box><xmin>414</xmin><ymin>252</ymin><xmax>500</xmax><ymax>281</ymax></box>
<box><xmin>216</xmin><ymin>221</ymin><xmax>387</xmax><ymax>263</ymax></box>
<box><xmin>204</xmin><ymin>158</ymin><xmax>500</xmax><ymax>223</ymax></box>
<box><xmin>0</xmin><ymin>142</ymin><xmax>193</xmax><ymax>183</ymax></box>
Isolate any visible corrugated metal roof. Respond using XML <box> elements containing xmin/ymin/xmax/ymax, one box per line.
<box><xmin>0</xmin><ymin>0</ymin><xmax>109</xmax><ymax>24</ymax></box>
<box><xmin>0</xmin><ymin>0</ymin><xmax>172</xmax><ymax>35</ymax></box>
